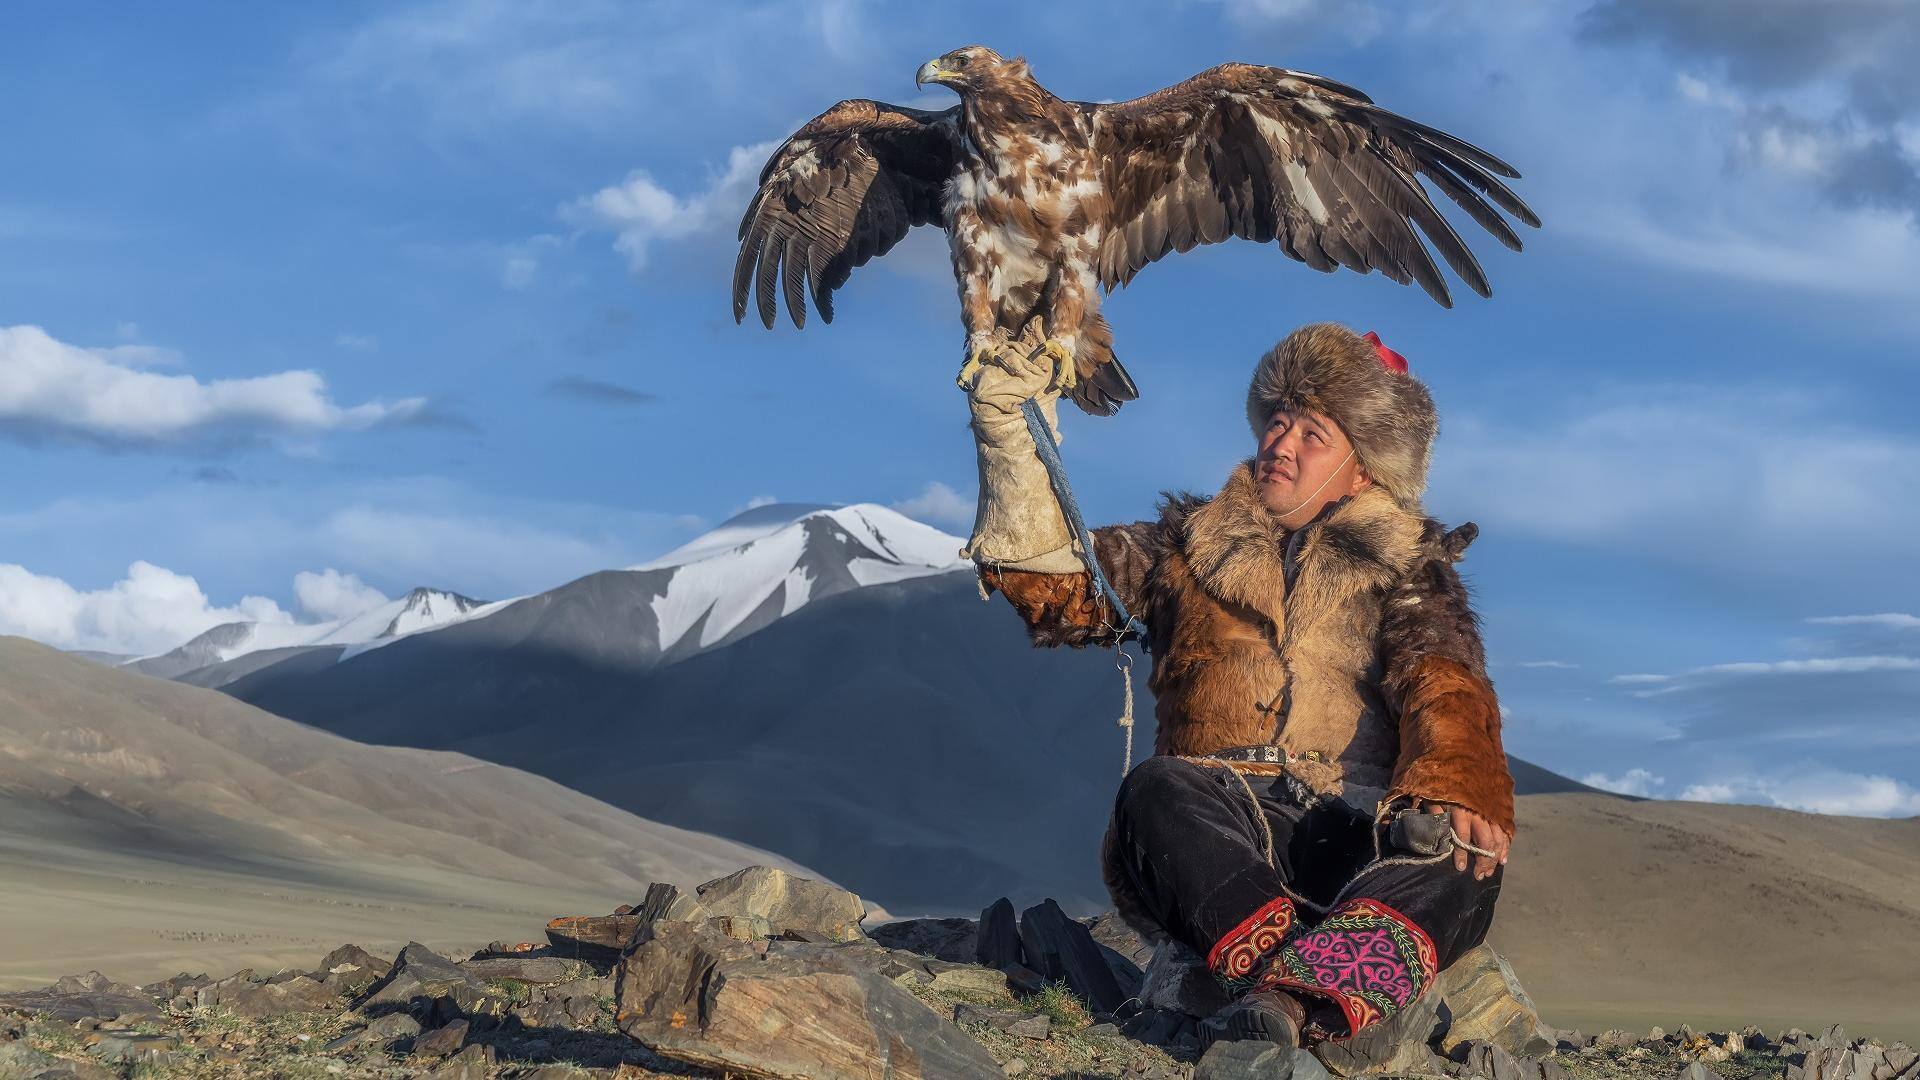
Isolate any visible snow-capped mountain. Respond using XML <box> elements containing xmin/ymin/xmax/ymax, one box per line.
<box><xmin>129</xmin><ymin>587</ymin><xmax>490</xmax><ymax>680</ymax></box>
<box><xmin>634</xmin><ymin>503</ymin><xmax>967</xmax><ymax>653</ymax></box>
<box><xmin>138</xmin><ymin>503</ymin><xmax>966</xmax><ymax>686</ymax></box>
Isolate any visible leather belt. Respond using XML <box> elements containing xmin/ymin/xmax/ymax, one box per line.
<box><xmin>1206</xmin><ymin>743</ymin><xmax>1290</xmax><ymax>765</ymax></box>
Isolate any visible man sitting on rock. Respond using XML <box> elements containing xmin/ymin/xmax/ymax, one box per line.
<box><xmin>962</xmin><ymin>319</ymin><xmax>1514</xmax><ymax>1049</ymax></box>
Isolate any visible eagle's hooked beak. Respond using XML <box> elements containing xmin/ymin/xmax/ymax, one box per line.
<box><xmin>916</xmin><ymin>58</ymin><xmax>952</xmax><ymax>89</ymax></box>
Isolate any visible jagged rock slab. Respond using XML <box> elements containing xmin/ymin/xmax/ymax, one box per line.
<box><xmin>1461</xmin><ymin>1040</ymin><xmax>1542</xmax><ymax>1080</ymax></box>
<box><xmin>926</xmin><ymin>965</ymin><xmax>1014</xmax><ymax>999</ymax></box>
<box><xmin>1084</xmin><ymin>912</ymin><xmax>1154</xmax><ymax>965</ymax></box>
<box><xmin>692</xmin><ymin>865</ymin><xmax>868</xmax><ymax>942</ymax></box>
<box><xmin>196</xmin><ymin>971</ymin><xmax>336</xmax><ymax>1018</ymax></box>
<box><xmin>976</xmin><ymin>898</ymin><xmax>1022</xmax><ymax>972</ymax></box>
<box><xmin>546</xmin><ymin>914</ymin><xmax>650</xmax><ymax>964</ymax></box>
<box><xmin>870</xmin><ymin>917</ymin><xmax>979</xmax><ymax>963</ymax></box>
<box><xmin>360</xmin><ymin>943</ymin><xmax>503</xmax><ymax>1020</ymax></box>
<box><xmin>1199</xmin><ymin>1041</ymin><xmax>1334</xmax><ymax>1080</ymax></box>
<box><xmin>1436</xmin><ymin>946</ymin><xmax>1556</xmax><ymax>1057</ymax></box>
<box><xmin>410</xmin><ymin>1019</ymin><xmax>470</xmax><ymax>1060</ymax></box>
<box><xmin>322</xmin><ymin>1010</ymin><xmax>422</xmax><ymax>1053</ymax></box>
<box><xmin>546</xmin><ymin>866</ymin><xmax>868</xmax><ymax>967</ymax></box>
<box><xmin>1137</xmin><ymin>939</ymin><xmax>1229</xmax><ymax>1019</ymax></box>
<box><xmin>616</xmin><ymin>920</ymin><xmax>1001</xmax><ymax>1079</ymax></box>
<box><xmin>458</xmin><ymin>956</ymin><xmax>592</xmax><ymax>984</ymax></box>
<box><xmin>317</xmin><ymin>945</ymin><xmax>390</xmax><ymax>997</ymax></box>
<box><xmin>761</xmin><ymin>939</ymin><xmax>936</xmax><ymax>985</ymax></box>
<box><xmin>0</xmin><ymin>973</ymin><xmax>159</xmax><ymax>1023</ymax></box>
<box><xmin>1017</xmin><ymin>899</ymin><xmax>1127</xmax><ymax>1016</ymax></box>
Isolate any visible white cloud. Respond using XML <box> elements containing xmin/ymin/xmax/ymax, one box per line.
<box><xmin>0</xmin><ymin>561</ymin><xmax>292</xmax><ymax>656</ymax></box>
<box><xmin>0</xmin><ymin>324</ymin><xmax>425</xmax><ymax>446</ymax></box>
<box><xmin>561</xmin><ymin>141</ymin><xmax>777</xmax><ymax>272</ymax></box>
<box><xmin>334</xmin><ymin>333</ymin><xmax>377</xmax><ymax>351</ymax></box>
<box><xmin>1808</xmin><ymin>613</ymin><xmax>1920</xmax><ymax>630</ymax></box>
<box><xmin>0</xmin><ymin>478</ymin><xmax>707</xmax><ymax>611</ymax></box>
<box><xmin>891</xmin><ymin>481</ymin><xmax>973</xmax><ymax>530</ymax></box>
<box><xmin>293</xmin><ymin>568</ymin><xmax>390</xmax><ymax>620</ymax></box>
<box><xmin>1679</xmin><ymin>769</ymin><xmax>1920</xmax><ymax>818</ymax></box>
<box><xmin>1578</xmin><ymin>763</ymin><xmax>1920</xmax><ymax>818</ymax></box>
<box><xmin>1435</xmin><ymin>386</ymin><xmax>1920</xmax><ymax>578</ymax></box>
<box><xmin>1613</xmin><ymin>655</ymin><xmax>1920</xmax><ymax>693</ymax></box>
<box><xmin>1581</xmin><ymin>767</ymin><xmax>1666</xmax><ymax>797</ymax></box>
<box><xmin>1516</xmin><ymin>660</ymin><xmax>1580</xmax><ymax>669</ymax></box>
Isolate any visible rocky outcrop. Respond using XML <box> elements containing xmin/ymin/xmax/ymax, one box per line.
<box><xmin>616</xmin><ymin>919</ymin><xmax>1003</xmax><ymax>1079</ymax></box>
<box><xmin>0</xmin><ymin>865</ymin><xmax>1907</xmax><ymax>1080</ymax></box>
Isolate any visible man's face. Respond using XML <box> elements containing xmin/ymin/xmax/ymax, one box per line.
<box><xmin>1255</xmin><ymin>407</ymin><xmax>1371</xmax><ymax>527</ymax></box>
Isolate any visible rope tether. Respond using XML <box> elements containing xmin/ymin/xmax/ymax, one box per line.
<box><xmin>1018</xmin><ymin>396</ymin><xmax>1149</xmax><ymax>779</ymax></box>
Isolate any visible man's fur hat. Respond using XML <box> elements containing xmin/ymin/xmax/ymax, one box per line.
<box><xmin>1244</xmin><ymin>323</ymin><xmax>1438</xmax><ymax>509</ymax></box>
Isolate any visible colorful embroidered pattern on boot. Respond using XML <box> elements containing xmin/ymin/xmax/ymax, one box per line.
<box><xmin>1270</xmin><ymin>897</ymin><xmax>1437</xmax><ymax>1036</ymax></box>
<box><xmin>1205</xmin><ymin>895</ymin><xmax>1296</xmax><ymax>993</ymax></box>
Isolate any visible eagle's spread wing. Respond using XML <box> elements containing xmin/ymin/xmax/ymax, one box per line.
<box><xmin>1088</xmin><ymin>64</ymin><xmax>1539</xmax><ymax>306</ymax></box>
<box><xmin>735</xmin><ymin>100</ymin><xmax>960</xmax><ymax>329</ymax></box>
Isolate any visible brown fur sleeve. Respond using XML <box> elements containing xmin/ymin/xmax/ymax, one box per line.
<box><xmin>1379</xmin><ymin>523</ymin><xmax>1516</xmax><ymax>836</ymax></box>
<box><xmin>979</xmin><ymin>520</ymin><xmax>1162</xmax><ymax>648</ymax></box>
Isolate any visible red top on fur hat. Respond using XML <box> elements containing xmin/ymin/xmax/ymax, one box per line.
<box><xmin>1363</xmin><ymin>331</ymin><xmax>1408</xmax><ymax>374</ymax></box>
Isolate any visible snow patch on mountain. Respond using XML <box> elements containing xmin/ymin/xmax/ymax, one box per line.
<box><xmin>637</xmin><ymin>503</ymin><xmax>966</xmax><ymax>652</ymax></box>
<box><xmin>132</xmin><ymin>587</ymin><xmax>488</xmax><ymax>676</ymax></box>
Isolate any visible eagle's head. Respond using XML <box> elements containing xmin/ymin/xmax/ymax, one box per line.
<box><xmin>915</xmin><ymin>46</ymin><xmax>1022</xmax><ymax>95</ymax></box>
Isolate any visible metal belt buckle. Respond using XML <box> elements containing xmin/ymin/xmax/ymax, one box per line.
<box><xmin>1216</xmin><ymin>744</ymin><xmax>1284</xmax><ymax>764</ymax></box>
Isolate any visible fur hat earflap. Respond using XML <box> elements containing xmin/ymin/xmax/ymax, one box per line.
<box><xmin>1244</xmin><ymin>323</ymin><xmax>1438</xmax><ymax>508</ymax></box>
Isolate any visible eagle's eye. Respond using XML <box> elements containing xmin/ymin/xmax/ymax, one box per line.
<box><xmin>951</xmin><ymin>55</ymin><xmax>971</xmax><ymax>68</ymax></box>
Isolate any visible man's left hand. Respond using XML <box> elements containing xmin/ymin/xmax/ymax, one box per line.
<box><xmin>1417</xmin><ymin>800</ymin><xmax>1509</xmax><ymax>880</ymax></box>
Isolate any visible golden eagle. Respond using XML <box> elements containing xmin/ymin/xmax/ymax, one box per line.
<box><xmin>733</xmin><ymin>46</ymin><xmax>1539</xmax><ymax>415</ymax></box>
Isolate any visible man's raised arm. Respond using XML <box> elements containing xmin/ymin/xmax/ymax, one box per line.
<box><xmin>958</xmin><ymin>318</ymin><xmax>1160</xmax><ymax>649</ymax></box>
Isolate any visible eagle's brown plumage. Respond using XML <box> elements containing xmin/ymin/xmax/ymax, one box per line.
<box><xmin>733</xmin><ymin>47</ymin><xmax>1539</xmax><ymax>415</ymax></box>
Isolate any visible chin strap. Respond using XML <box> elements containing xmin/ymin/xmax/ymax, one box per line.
<box><xmin>1019</xmin><ymin>396</ymin><xmax>1150</xmax><ymax>778</ymax></box>
<box><xmin>1268</xmin><ymin>447</ymin><xmax>1355</xmax><ymax>519</ymax></box>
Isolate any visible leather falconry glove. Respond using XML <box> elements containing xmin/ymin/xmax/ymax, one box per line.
<box><xmin>959</xmin><ymin>316</ymin><xmax>1084</xmax><ymax>574</ymax></box>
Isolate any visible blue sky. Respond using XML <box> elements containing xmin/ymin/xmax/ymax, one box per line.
<box><xmin>3</xmin><ymin>0</ymin><xmax>1917</xmax><ymax>815</ymax></box>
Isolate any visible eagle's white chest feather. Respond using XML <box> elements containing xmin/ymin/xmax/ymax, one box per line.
<box><xmin>945</xmin><ymin>129</ymin><xmax>1103</xmax><ymax>304</ymax></box>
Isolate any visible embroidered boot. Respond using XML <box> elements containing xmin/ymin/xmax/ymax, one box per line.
<box><xmin>1203</xmin><ymin>895</ymin><xmax>1305</xmax><ymax>1047</ymax></box>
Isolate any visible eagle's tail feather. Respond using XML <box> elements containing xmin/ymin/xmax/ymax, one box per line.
<box><xmin>1071</xmin><ymin>353</ymin><xmax>1139</xmax><ymax>417</ymax></box>
<box><xmin>1068</xmin><ymin>314</ymin><xmax>1138</xmax><ymax>416</ymax></box>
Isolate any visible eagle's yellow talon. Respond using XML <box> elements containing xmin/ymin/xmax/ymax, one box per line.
<box><xmin>956</xmin><ymin>345</ymin><xmax>995</xmax><ymax>390</ymax></box>
<box><xmin>1035</xmin><ymin>338</ymin><xmax>1077</xmax><ymax>393</ymax></box>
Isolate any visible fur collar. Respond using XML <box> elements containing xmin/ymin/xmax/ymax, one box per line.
<box><xmin>1177</xmin><ymin>460</ymin><xmax>1425</xmax><ymax>629</ymax></box>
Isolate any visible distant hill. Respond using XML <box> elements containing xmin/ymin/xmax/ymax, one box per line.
<box><xmin>0</xmin><ymin>636</ymin><xmax>818</xmax><ymax>989</ymax></box>
<box><xmin>1494</xmin><ymin>792</ymin><xmax>1920</xmax><ymax>1042</ymax></box>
